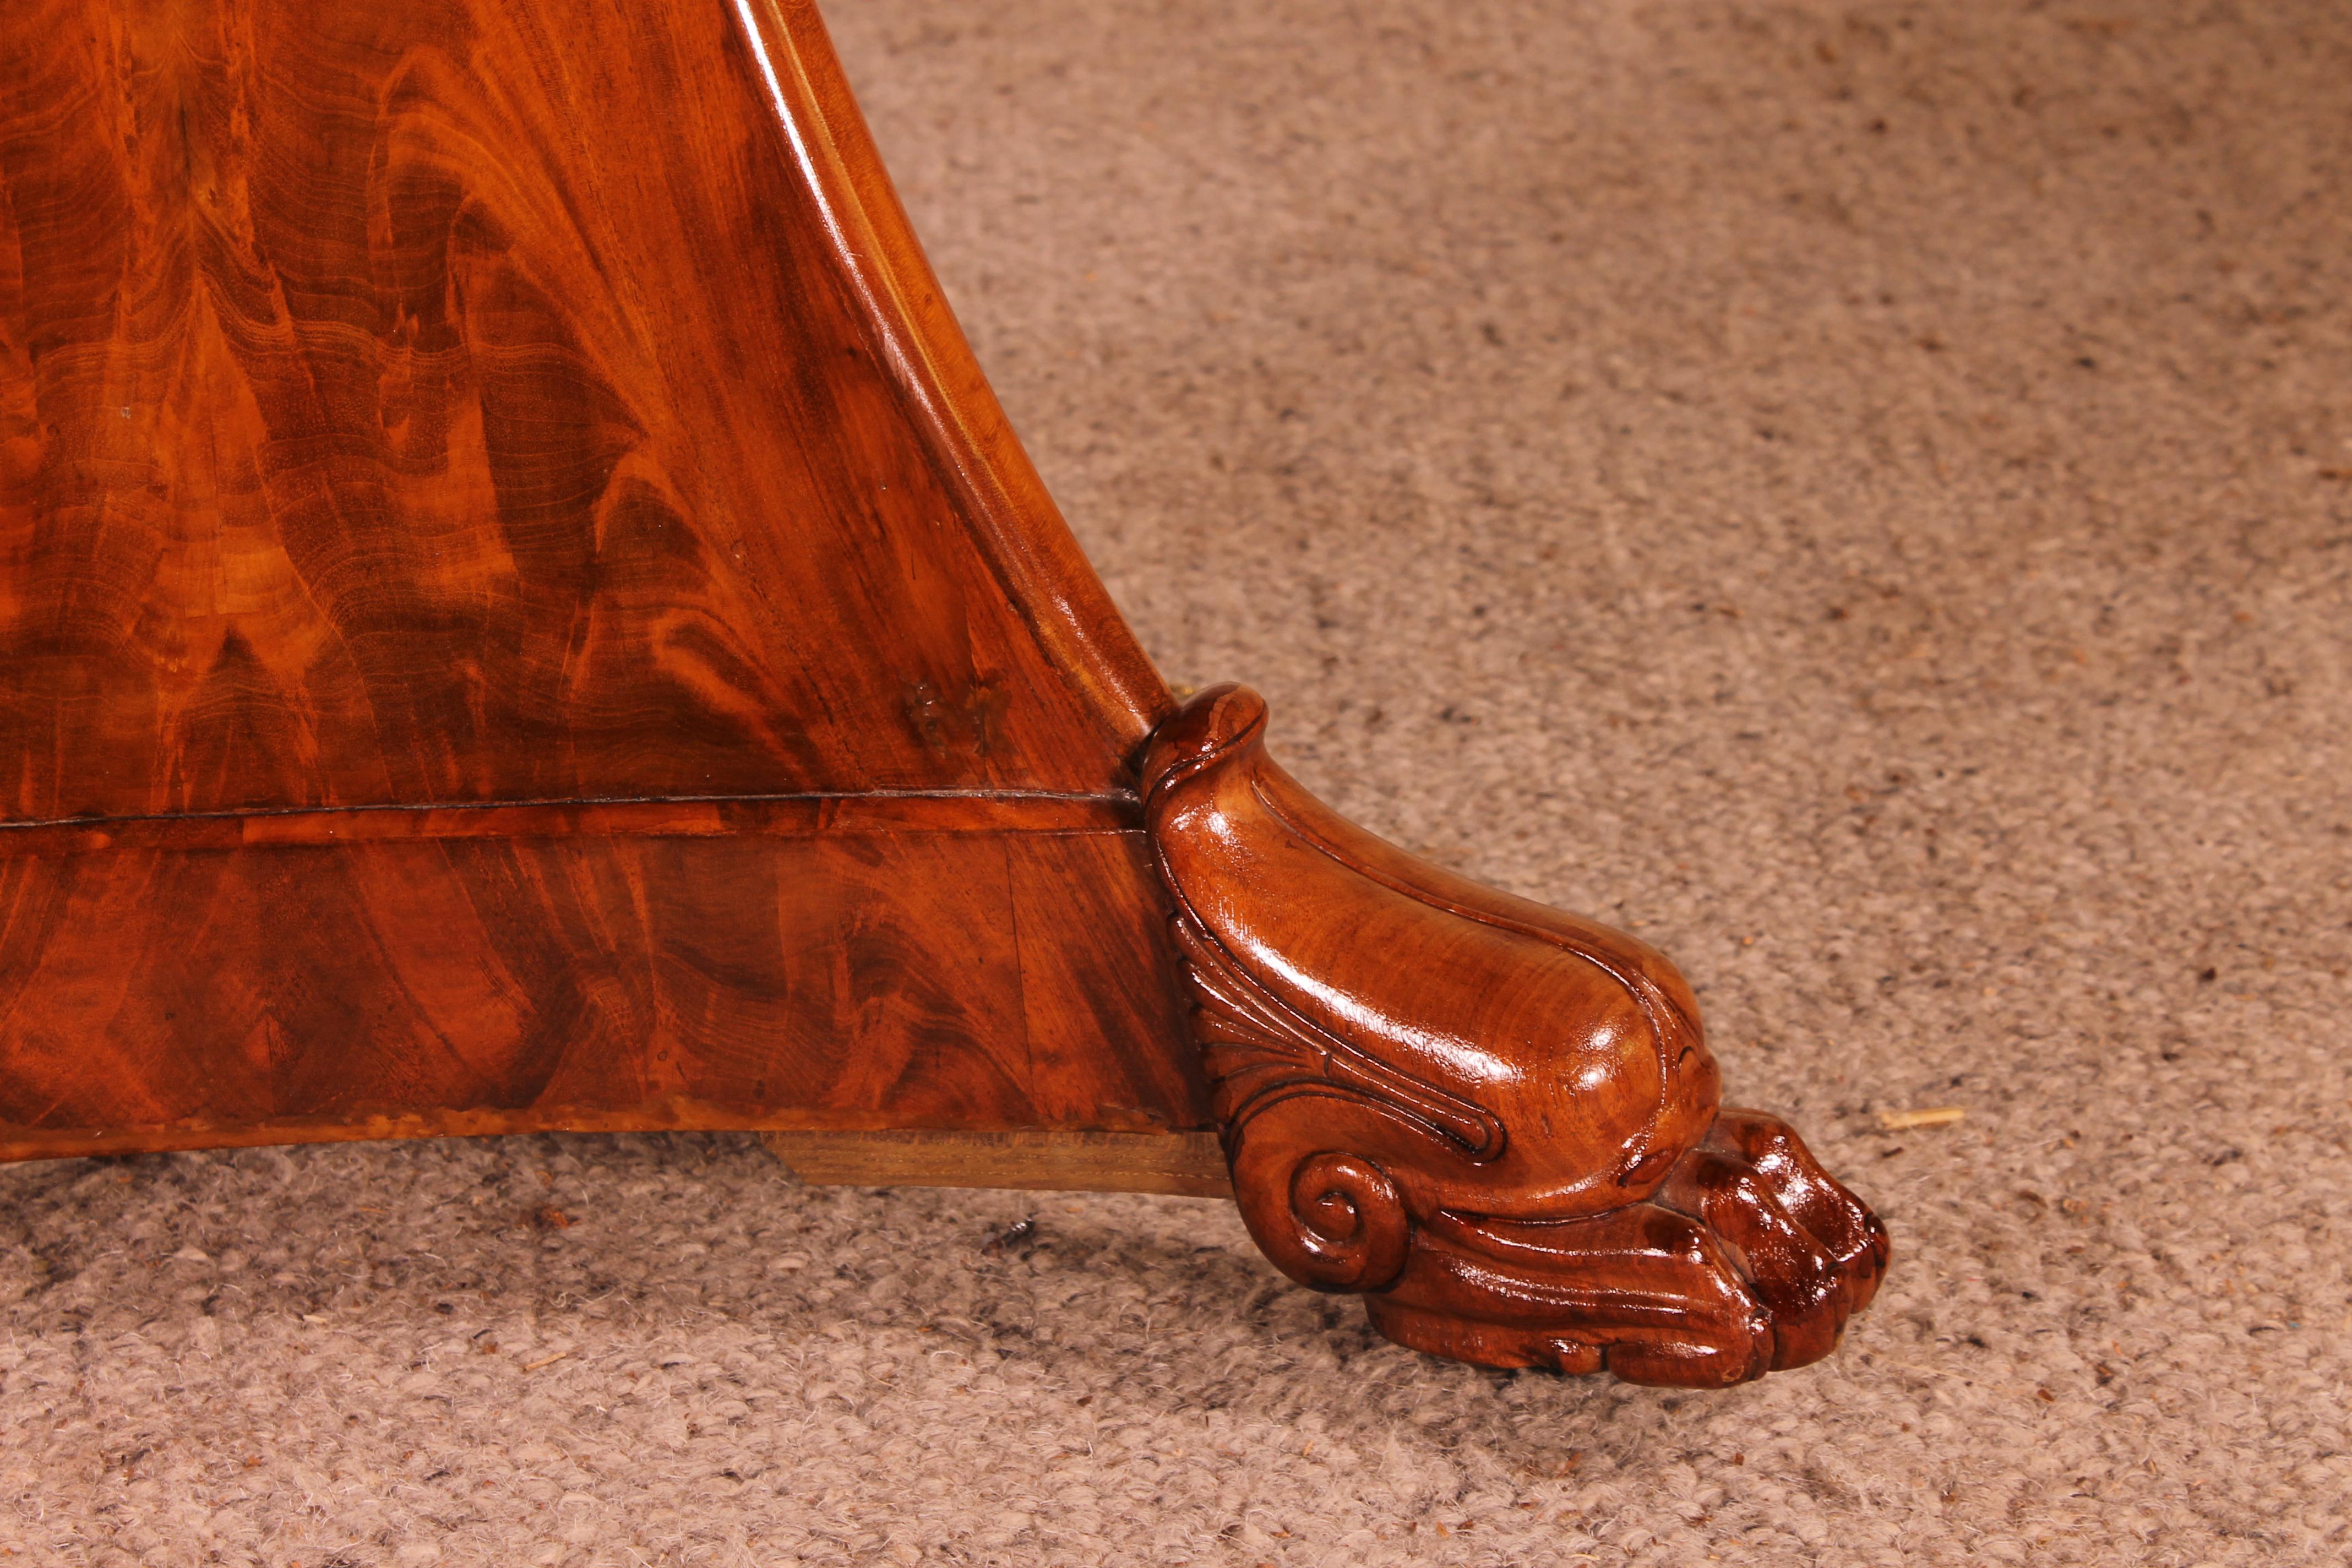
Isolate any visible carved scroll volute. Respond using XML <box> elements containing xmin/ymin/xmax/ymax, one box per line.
<box><xmin>1142</xmin><ymin>685</ymin><xmax>1888</xmax><ymax>1386</ymax></box>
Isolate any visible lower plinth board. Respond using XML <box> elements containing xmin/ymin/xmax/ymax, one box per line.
<box><xmin>0</xmin><ymin>796</ymin><xmax>1212</xmax><ymax>1161</ymax></box>
<box><xmin>760</xmin><ymin>1128</ymin><xmax>1231</xmax><ymax>1197</ymax></box>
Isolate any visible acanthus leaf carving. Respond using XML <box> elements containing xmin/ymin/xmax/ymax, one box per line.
<box><xmin>1167</xmin><ymin>912</ymin><xmax>1505</xmax><ymax>1161</ymax></box>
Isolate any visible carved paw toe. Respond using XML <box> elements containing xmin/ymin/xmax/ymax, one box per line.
<box><xmin>1366</xmin><ymin>1201</ymin><xmax>1776</xmax><ymax>1387</ymax></box>
<box><xmin>1658</xmin><ymin>1109</ymin><xmax>1888</xmax><ymax>1371</ymax></box>
<box><xmin>1705</xmin><ymin>1107</ymin><xmax>1892</xmax><ymax>1321</ymax></box>
<box><xmin>1356</xmin><ymin>1113</ymin><xmax>1886</xmax><ymax>1387</ymax></box>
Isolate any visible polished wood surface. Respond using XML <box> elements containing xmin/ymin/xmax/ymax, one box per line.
<box><xmin>1145</xmin><ymin>687</ymin><xmax>1887</xmax><ymax>1384</ymax></box>
<box><xmin>0</xmin><ymin>0</ymin><xmax>1165</xmax><ymax>824</ymax></box>
<box><xmin>0</xmin><ymin>802</ymin><xmax>1209</xmax><ymax>1161</ymax></box>
<box><xmin>0</xmin><ymin>0</ymin><xmax>1202</xmax><ymax>1153</ymax></box>
<box><xmin>0</xmin><ymin>0</ymin><xmax>1884</xmax><ymax>1387</ymax></box>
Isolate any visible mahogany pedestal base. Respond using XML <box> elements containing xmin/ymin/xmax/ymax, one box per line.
<box><xmin>0</xmin><ymin>0</ymin><xmax>1883</xmax><ymax>1387</ymax></box>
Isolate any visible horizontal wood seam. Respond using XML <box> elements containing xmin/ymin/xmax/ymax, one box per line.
<box><xmin>0</xmin><ymin>788</ymin><xmax>1139</xmax><ymax>833</ymax></box>
<box><xmin>0</xmin><ymin>791</ymin><xmax>1146</xmax><ymax>851</ymax></box>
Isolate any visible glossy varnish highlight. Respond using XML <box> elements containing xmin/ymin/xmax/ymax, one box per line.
<box><xmin>0</xmin><ymin>0</ymin><xmax>1205</xmax><ymax>1155</ymax></box>
<box><xmin>0</xmin><ymin>802</ymin><xmax>1206</xmax><ymax>1159</ymax></box>
<box><xmin>0</xmin><ymin>0</ymin><xmax>1159</xmax><ymax>822</ymax></box>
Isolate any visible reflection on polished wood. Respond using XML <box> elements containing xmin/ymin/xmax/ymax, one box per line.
<box><xmin>0</xmin><ymin>0</ymin><xmax>1883</xmax><ymax>1386</ymax></box>
<box><xmin>0</xmin><ymin>798</ymin><xmax>1207</xmax><ymax>1163</ymax></box>
<box><xmin>0</xmin><ymin>0</ymin><xmax>1163</xmax><ymax>825</ymax></box>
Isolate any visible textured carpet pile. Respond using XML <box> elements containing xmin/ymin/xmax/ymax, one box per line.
<box><xmin>5</xmin><ymin>0</ymin><xmax>2349</xmax><ymax>1562</ymax></box>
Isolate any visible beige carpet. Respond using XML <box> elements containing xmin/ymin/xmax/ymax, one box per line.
<box><xmin>6</xmin><ymin>0</ymin><xmax>2350</xmax><ymax>1561</ymax></box>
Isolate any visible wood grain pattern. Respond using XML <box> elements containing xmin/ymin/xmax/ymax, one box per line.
<box><xmin>0</xmin><ymin>1</ymin><xmax>1204</xmax><ymax>1167</ymax></box>
<box><xmin>0</xmin><ymin>806</ymin><xmax>1210</xmax><ymax>1160</ymax></box>
<box><xmin>0</xmin><ymin>0</ymin><xmax>1167</xmax><ymax>824</ymax></box>
<box><xmin>1</xmin><ymin>0</ymin><xmax>1882</xmax><ymax>1389</ymax></box>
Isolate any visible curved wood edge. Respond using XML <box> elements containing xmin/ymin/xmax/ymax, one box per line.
<box><xmin>1141</xmin><ymin>685</ymin><xmax>1890</xmax><ymax>1387</ymax></box>
<box><xmin>732</xmin><ymin>0</ymin><xmax>1174</xmax><ymax>758</ymax></box>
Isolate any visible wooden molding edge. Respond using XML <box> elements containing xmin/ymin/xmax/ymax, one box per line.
<box><xmin>759</xmin><ymin>1128</ymin><xmax>1233</xmax><ymax>1197</ymax></box>
<box><xmin>732</xmin><ymin>0</ymin><xmax>1174</xmax><ymax>752</ymax></box>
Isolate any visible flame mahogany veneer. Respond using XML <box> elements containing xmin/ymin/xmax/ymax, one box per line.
<box><xmin>0</xmin><ymin>0</ymin><xmax>1884</xmax><ymax>1385</ymax></box>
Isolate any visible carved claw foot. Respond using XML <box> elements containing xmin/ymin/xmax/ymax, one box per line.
<box><xmin>1142</xmin><ymin>685</ymin><xmax>1888</xmax><ymax>1388</ymax></box>
<box><xmin>1364</xmin><ymin>1109</ymin><xmax>1888</xmax><ymax>1384</ymax></box>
